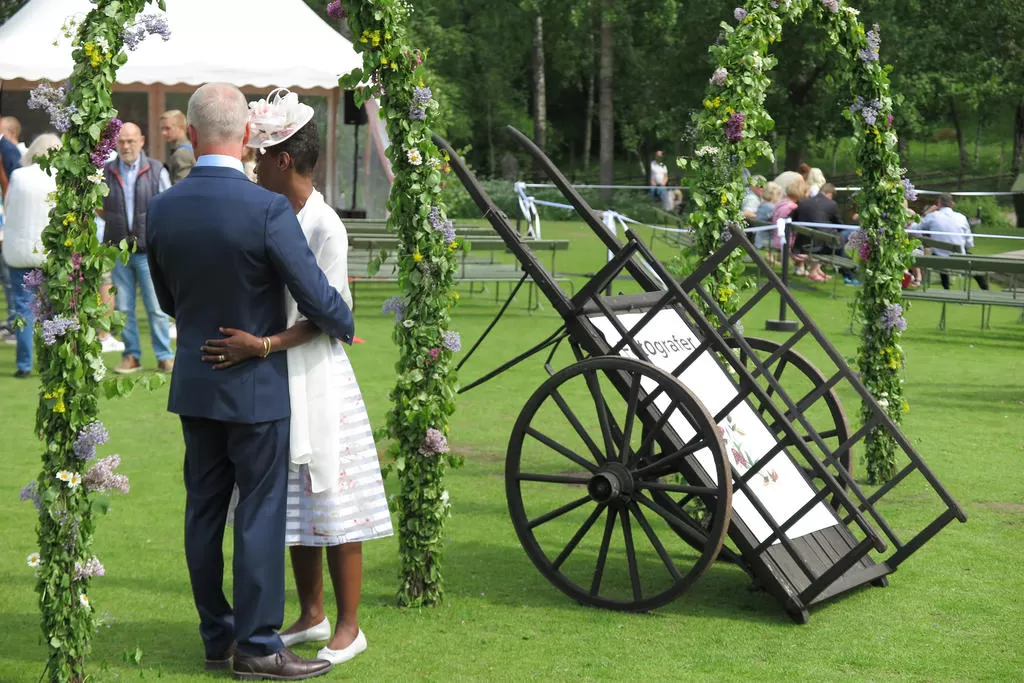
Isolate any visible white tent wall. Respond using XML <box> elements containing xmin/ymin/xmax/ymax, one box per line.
<box><xmin>0</xmin><ymin>0</ymin><xmax>393</xmax><ymax>216</ymax></box>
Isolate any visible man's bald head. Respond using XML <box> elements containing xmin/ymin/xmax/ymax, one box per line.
<box><xmin>187</xmin><ymin>83</ymin><xmax>249</xmax><ymax>157</ymax></box>
<box><xmin>116</xmin><ymin>122</ymin><xmax>145</xmax><ymax>165</ymax></box>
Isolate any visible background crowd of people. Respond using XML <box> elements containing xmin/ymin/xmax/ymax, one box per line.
<box><xmin>0</xmin><ymin>111</ymin><xmax>197</xmax><ymax>378</ymax></box>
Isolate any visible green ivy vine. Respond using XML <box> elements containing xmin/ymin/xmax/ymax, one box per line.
<box><xmin>331</xmin><ymin>0</ymin><xmax>462</xmax><ymax>607</ymax></box>
<box><xmin>683</xmin><ymin>0</ymin><xmax>914</xmax><ymax>483</ymax></box>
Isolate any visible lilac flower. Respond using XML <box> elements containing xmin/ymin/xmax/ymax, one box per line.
<box><xmin>326</xmin><ymin>1</ymin><xmax>346</xmax><ymax>19</ymax></box>
<box><xmin>84</xmin><ymin>455</ymin><xmax>130</xmax><ymax>494</ymax></box>
<box><xmin>27</xmin><ymin>83</ymin><xmax>77</xmax><ymax>133</ymax></box>
<box><xmin>429</xmin><ymin>205</ymin><xmax>457</xmax><ymax>243</ymax></box>
<box><xmin>29</xmin><ymin>288</ymin><xmax>53</xmax><ymax>321</ymax></box>
<box><xmin>19</xmin><ymin>481</ymin><xmax>41</xmax><ymax>510</ymax></box>
<box><xmin>74</xmin><ymin>421</ymin><xmax>109</xmax><ymax>461</ymax></box>
<box><xmin>23</xmin><ymin>269</ymin><xmax>45</xmax><ymax>288</ymax></box>
<box><xmin>725</xmin><ymin>112</ymin><xmax>745</xmax><ymax>143</ymax></box>
<box><xmin>409</xmin><ymin>103</ymin><xmax>427</xmax><ymax>121</ymax></box>
<box><xmin>734</xmin><ymin>7</ymin><xmax>748</xmax><ymax>21</ymax></box>
<box><xmin>441</xmin><ymin>330</ymin><xmax>461</xmax><ymax>353</ymax></box>
<box><xmin>849</xmin><ymin>97</ymin><xmax>882</xmax><ymax>126</ymax></box>
<box><xmin>381</xmin><ymin>296</ymin><xmax>406</xmax><ymax>322</ymax></box>
<box><xmin>41</xmin><ymin>315</ymin><xmax>80</xmax><ymax>345</ymax></box>
<box><xmin>880</xmin><ymin>303</ymin><xmax>907</xmax><ymax>332</ymax></box>
<box><xmin>122</xmin><ymin>14</ymin><xmax>171</xmax><ymax>50</ymax></box>
<box><xmin>90</xmin><ymin>118</ymin><xmax>122</xmax><ymax>167</ymax></box>
<box><xmin>710</xmin><ymin>67</ymin><xmax>728</xmax><ymax>87</ymax></box>
<box><xmin>902</xmin><ymin>178</ymin><xmax>917</xmax><ymax>202</ymax></box>
<box><xmin>859</xmin><ymin>24</ymin><xmax>880</xmax><ymax>62</ymax></box>
<box><xmin>419</xmin><ymin>428</ymin><xmax>449</xmax><ymax>456</ymax></box>
<box><xmin>412</xmin><ymin>86</ymin><xmax>432</xmax><ymax>106</ymax></box>
<box><xmin>846</xmin><ymin>229</ymin><xmax>867</xmax><ymax>255</ymax></box>
<box><xmin>74</xmin><ymin>556</ymin><xmax>105</xmax><ymax>581</ymax></box>
<box><xmin>821</xmin><ymin>0</ymin><xmax>839</xmax><ymax>13</ymax></box>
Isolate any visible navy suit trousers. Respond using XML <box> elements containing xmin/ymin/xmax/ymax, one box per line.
<box><xmin>180</xmin><ymin>416</ymin><xmax>289</xmax><ymax>657</ymax></box>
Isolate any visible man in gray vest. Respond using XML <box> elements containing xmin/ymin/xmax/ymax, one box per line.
<box><xmin>101</xmin><ymin>122</ymin><xmax>174</xmax><ymax>374</ymax></box>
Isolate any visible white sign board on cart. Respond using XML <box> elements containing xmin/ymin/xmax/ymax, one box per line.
<box><xmin>589</xmin><ymin>309</ymin><xmax>840</xmax><ymax>544</ymax></box>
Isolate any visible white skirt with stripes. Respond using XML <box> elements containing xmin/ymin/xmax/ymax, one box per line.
<box><xmin>285</xmin><ymin>344</ymin><xmax>393</xmax><ymax>547</ymax></box>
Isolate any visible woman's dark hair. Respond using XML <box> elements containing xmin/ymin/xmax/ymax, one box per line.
<box><xmin>268</xmin><ymin>118</ymin><xmax>319</xmax><ymax>176</ymax></box>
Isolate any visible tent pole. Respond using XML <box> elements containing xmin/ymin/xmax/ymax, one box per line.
<box><xmin>149</xmin><ymin>84</ymin><xmax>165</xmax><ymax>163</ymax></box>
<box><xmin>326</xmin><ymin>88</ymin><xmax>339</xmax><ymax>207</ymax></box>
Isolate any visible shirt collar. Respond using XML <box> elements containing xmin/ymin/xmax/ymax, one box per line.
<box><xmin>119</xmin><ymin>156</ymin><xmax>141</xmax><ymax>173</ymax></box>
<box><xmin>195</xmin><ymin>154</ymin><xmax>245</xmax><ymax>174</ymax></box>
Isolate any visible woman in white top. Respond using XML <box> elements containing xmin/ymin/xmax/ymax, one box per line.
<box><xmin>3</xmin><ymin>133</ymin><xmax>61</xmax><ymax>377</ymax></box>
<box><xmin>200</xmin><ymin>91</ymin><xmax>392</xmax><ymax>666</ymax></box>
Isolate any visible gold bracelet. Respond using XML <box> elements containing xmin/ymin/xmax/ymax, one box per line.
<box><xmin>262</xmin><ymin>337</ymin><xmax>272</xmax><ymax>358</ymax></box>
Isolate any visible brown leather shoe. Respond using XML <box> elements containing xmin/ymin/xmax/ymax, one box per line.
<box><xmin>114</xmin><ymin>355</ymin><xmax>142</xmax><ymax>374</ymax></box>
<box><xmin>205</xmin><ymin>644</ymin><xmax>234</xmax><ymax>671</ymax></box>
<box><xmin>157</xmin><ymin>358</ymin><xmax>174</xmax><ymax>373</ymax></box>
<box><xmin>232</xmin><ymin>647</ymin><xmax>333</xmax><ymax>681</ymax></box>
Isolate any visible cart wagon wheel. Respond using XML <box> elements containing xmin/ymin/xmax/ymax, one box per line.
<box><xmin>724</xmin><ymin>337</ymin><xmax>853</xmax><ymax>493</ymax></box>
<box><xmin>506</xmin><ymin>356</ymin><xmax>731</xmax><ymax>612</ymax></box>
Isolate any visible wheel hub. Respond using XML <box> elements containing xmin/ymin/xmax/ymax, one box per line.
<box><xmin>587</xmin><ymin>462</ymin><xmax>634</xmax><ymax>503</ymax></box>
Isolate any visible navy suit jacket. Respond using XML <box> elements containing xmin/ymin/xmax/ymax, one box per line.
<box><xmin>147</xmin><ymin>165</ymin><xmax>354</xmax><ymax>424</ymax></box>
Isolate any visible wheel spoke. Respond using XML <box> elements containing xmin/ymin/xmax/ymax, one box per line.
<box><xmin>620</xmin><ymin>506</ymin><xmax>642</xmax><ymax>601</ymax></box>
<box><xmin>518</xmin><ymin>472</ymin><xmax>591</xmax><ymax>486</ymax></box>
<box><xmin>631</xmin><ymin>403</ymin><xmax>678</xmax><ymax>468</ymax></box>
<box><xmin>551</xmin><ymin>502</ymin><xmax>607</xmax><ymax>570</ymax></box>
<box><xmin>549</xmin><ymin>387</ymin><xmax>607</xmax><ymax>465</ymax></box>
<box><xmin>528</xmin><ymin>495</ymin><xmax>592</xmax><ymax>530</ymax></box>
<box><xmin>617</xmin><ymin>373</ymin><xmax>643</xmax><ymax>464</ymax></box>
<box><xmin>634</xmin><ymin>438</ymin><xmax>707</xmax><ymax>478</ymax></box>
<box><xmin>589</xmin><ymin>506</ymin><xmax>617</xmax><ymax>596</ymax></box>
<box><xmin>583</xmin><ymin>370</ymin><xmax>618</xmax><ymax>459</ymax></box>
<box><xmin>629</xmin><ymin>501</ymin><xmax>682</xmax><ymax>581</ymax></box>
<box><xmin>525</xmin><ymin>427</ymin><xmax>598</xmax><ymax>473</ymax></box>
<box><xmin>639</xmin><ymin>480</ymin><xmax>720</xmax><ymax>497</ymax></box>
<box><xmin>635</xmin><ymin>492</ymin><xmax>712</xmax><ymax>550</ymax></box>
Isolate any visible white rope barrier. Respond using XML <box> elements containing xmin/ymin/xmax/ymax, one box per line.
<box><xmin>522</xmin><ymin>181</ymin><xmax>1023</xmax><ymax>198</ymax></box>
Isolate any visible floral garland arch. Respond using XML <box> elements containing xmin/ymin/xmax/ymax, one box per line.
<box><xmin>328</xmin><ymin>0</ymin><xmax>462</xmax><ymax>607</ymax></box>
<box><xmin>19</xmin><ymin>2</ymin><xmax>169</xmax><ymax>681</ymax></box>
<box><xmin>683</xmin><ymin>0</ymin><xmax>914</xmax><ymax>483</ymax></box>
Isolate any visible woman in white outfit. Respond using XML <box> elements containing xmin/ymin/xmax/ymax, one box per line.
<box><xmin>201</xmin><ymin>90</ymin><xmax>392</xmax><ymax>666</ymax></box>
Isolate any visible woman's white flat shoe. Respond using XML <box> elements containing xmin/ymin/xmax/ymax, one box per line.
<box><xmin>279</xmin><ymin>618</ymin><xmax>331</xmax><ymax>647</ymax></box>
<box><xmin>316</xmin><ymin>629</ymin><xmax>367</xmax><ymax>665</ymax></box>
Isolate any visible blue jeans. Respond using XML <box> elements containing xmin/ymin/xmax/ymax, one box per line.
<box><xmin>113</xmin><ymin>253</ymin><xmax>173</xmax><ymax>362</ymax></box>
<box><xmin>0</xmin><ymin>252</ymin><xmax>14</xmax><ymax>328</ymax></box>
<box><xmin>8</xmin><ymin>266</ymin><xmax>36</xmax><ymax>372</ymax></box>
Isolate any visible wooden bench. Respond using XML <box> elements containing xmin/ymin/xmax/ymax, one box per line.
<box><xmin>347</xmin><ymin>236</ymin><xmax>574</xmax><ymax>310</ymax></box>
<box><xmin>904</xmin><ymin>255</ymin><xmax>1024</xmax><ymax>329</ymax></box>
<box><xmin>789</xmin><ymin>225</ymin><xmax>857</xmax><ymax>297</ymax></box>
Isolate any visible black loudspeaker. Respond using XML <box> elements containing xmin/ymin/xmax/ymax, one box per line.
<box><xmin>343</xmin><ymin>90</ymin><xmax>368</xmax><ymax>126</ymax></box>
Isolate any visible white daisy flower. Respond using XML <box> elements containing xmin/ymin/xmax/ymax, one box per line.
<box><xmin>56</xmin><ymin>470</ymin><xmax>72</xmax><ymax>483</ymax></box>
<box><xmin>68</xmin><ymin>472</ymin><xmax>82</xmax><ymax>489</ymax></box>
<box><xmin>27</xmin><ymin>553</ymin><xmax>41</xmax><ymax>568</ymax></box>
<box><xmin>79</xmin><ymin>594</ymin><xmax>90</xmax><ymax>609</ymax></box>
<box><xmin>406</xmin><ymin>148</ymin><xmax>423</xmax><ymax>166</ymax></box>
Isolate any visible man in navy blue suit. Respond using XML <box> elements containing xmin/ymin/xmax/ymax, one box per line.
<box><xmin>147</xmin><ymin>83</ymin><xmax>351</xmax><ymax>680</ymax></box>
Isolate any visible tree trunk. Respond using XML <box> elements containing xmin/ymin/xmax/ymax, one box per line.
<box><xmin>950</xmin><ymin>97</ymin><xmax>969</xmax><ymax>171</ymax></box>
<box><xmin>769</xmin><ymin>130</ymin><xmax>779</xmax><ymax>176</ymax></box>
<box><xmin>974</xmin><ymin>116</ymin><xmax>982</xmax><ymax>167</ymax></box>
<box><xmin>784</xmin><ymin>133</ymin><xmax>806</xmax><ymax>172</ymax></box>
<box><xmin>487</xmin><ymin>101</ymin><xmax>495</xmax><ymax>177</ymax></box>
<box><xmin>531</xmin><ymin>12</ymin><xmax>547</xmax><ymax>181</ymax></box>
<box><xmin>832</xmin><ymin>138</ymin><xmax>841</xmax><ymax>176</ymax></box>
<box><xmin>1012</xmin><ymin>97</ymin><xmax>1024</xmax><ymax>175</ymax></box>
<box><xmin>598</xmin><ymin>0</ymin><xmax>614</xmax><ymax>203</ymax></box>
<box><xmin>582</xmin><ymin>45</ymin><xmax>595</xmax><ymax>171</ymax></box>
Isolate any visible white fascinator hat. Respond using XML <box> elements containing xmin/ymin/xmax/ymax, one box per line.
<box><xmin>246</xmin><ymin>88</ymin><xmax>315</xmax><ymax>152</ymax></box>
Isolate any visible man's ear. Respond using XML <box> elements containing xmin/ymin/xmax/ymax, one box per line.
<box><xmin>188</xmin><ymin>125</ymin><xmax>199</xmax><ymax>150</ymax></box>
<box><xmin>277</xmin><ymin>151</ymin><xmax>292</xmax><ymax>171</ymax></box>
<box><xmin>242</xmin><ymin>120</ymin><xmax>251</xmax><ymax>148</ymax></box>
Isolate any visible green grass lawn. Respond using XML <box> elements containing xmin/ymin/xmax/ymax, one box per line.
<box><xmin>1</xmin><ymin>221</ymin><xmax>1022</xmax><ymax>681</ymax></box>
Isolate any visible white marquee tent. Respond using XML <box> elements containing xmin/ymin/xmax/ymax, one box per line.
<box><xmin>0</xmin><ymin>0</ymin><xmax>392</xmax><ymax>209</ymax></box>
